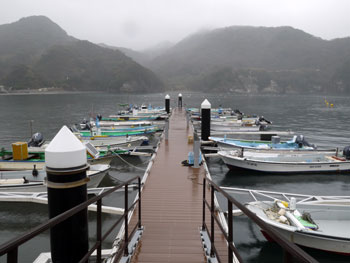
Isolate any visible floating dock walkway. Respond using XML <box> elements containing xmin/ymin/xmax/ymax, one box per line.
<box><xmin>130</xmin><ymin>108</ymin><xmax>227</xmax><ymax>263</ymax></box>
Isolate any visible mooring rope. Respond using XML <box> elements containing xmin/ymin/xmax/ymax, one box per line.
<box><xmin>111</xmin><ymin>152</ymin><xmax>148</xmax><ymax>171</ymax></box>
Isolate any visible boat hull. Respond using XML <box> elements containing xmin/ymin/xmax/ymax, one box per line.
<box><xmin>0</xmin><ymin>164</ymin><xmax>109</xmax><ymax>192</ymax></box>
<box><xmin>247</xmin><ymin>202</ymin><xmax>350</xmax><ymax>254</ymax></box>
<box><xmin>0</xmin><ymin>160</ymin><xmax>45</xmax><ymax>171</ymax></box>
<box><xmin>83</xmin><ymin>136</ymin><xmax>148</xmax><ymax>150</ymax></box>
<box><xmin>0</xmin><ymin>157</ymin><xmax>112</xmax><ymax>171</ymax></box>
<box><xmin>219</xmin><ymin>152</ymin><xmax>350</xmax><ymax>173</ymax></box>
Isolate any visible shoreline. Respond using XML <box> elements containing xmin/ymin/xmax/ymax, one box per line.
<box><xmin>0</xmin><ymin>90</ymin><xmax>103</xmax><ymax>96</ymax></box>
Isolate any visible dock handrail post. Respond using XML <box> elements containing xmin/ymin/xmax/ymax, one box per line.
<box><xmin>165</xmin><ymin>94</ymin><xmax>170</xmax><ymax>114</ymax></box>
<box><xmin>138</xmin><ymin>177</ymin><xmax>142</xmax><ymax>228</ymax></box>
<box><xmin>124</xmin><ymin>184</ymin><xmax>129</xmax><ymax>256</ymax></box>
<box><xmin>228</xmin><ymin>199</ymin><xmax>233</xmax><ymax>263</ymax></box>
<box><xmin>186</xmin><ymin>111</ymin><xmax>189</xmax><ymax>128</ymax></box>
<box><xmin>202</xmin><ymin>178</ymin><xmax>206</xmax><ymax>230</ymax></box>
<box><xmin>201</xmin><ymin>99</ymin><xmax>211</xmax><ymax>141</ymax></box>
<box><xmin>283</xmin><ymin>250</ymin><xmax>293</xmax><ymax>263</ymax></box>
<box><xmin>193</xmin><ymin>132</ymin><xmax>200</xmax><ymax>168</ymax></box>
<box><xmin>7</xmin><ymin>247</ymin><xmax>18</xmax><ymax>263</ymax></box>
<box><xmin>178</xmin><ymin>93</ymin><xmax>182</xmax><ymax>108</ymax></box>
<box><xmin>210</xmin><ymin>184</ymin><xmax>215</xmax><ymax>257</ymax></box>
<box><xmin>45</xmin><ymin>126</ymin><xmax>89</xmax><ymax>263</ymax></box>
<box><xmin>165</xmin><ymin>119</ymin><xmax>169</xmax><ymax>141</ymax></box>
<box><xmin>96</xmin><ymin>199</ymin><xmax>102</xmax><ymax>263</ymax></box>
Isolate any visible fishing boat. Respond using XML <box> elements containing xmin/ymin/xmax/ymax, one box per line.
<box><xmin>210</xmin><ymin>135</ymin><xmax>316</xmax><ymax>150</ymax></box>
<box><xmin>38</xmin><ymin>134</ymin><xmax>148</xmax><ymax>151</ymax></box>
<box><xmin>102</xmin><ymin>115</ymin><xmax>159</xmax><ymax>121</ymax></box>
<box><xmin>210</xmin><ymin>122</ymin><xmax>266</xmax><ymax>132</ymax></box>
<box><xmin>0</xmin><ymin>164</ymin><xmax>110</xmax><ymax>192</ymax></box>
<box><xmin>79</xmin><ymin>119</ymin><xmax>153</xmax><ymax>130</ymax></box>
<box><xmin>78</xmin><ymin>125</ymin><xmax>158</xmax><ymax>137</ymax></box>
<box><xmin>81</xmin><ymin>135</ymin><xmax>148</xmax><ymax>150</ymax></box>
<box><xmin>0</xmin><ymin>146</ymin><xmax>127</xmax><ymax>171</ymax></box>
<box><xmin>218</xmin><ymin>148</ymin><xmax>350</xmax><ymax>173</ymax></box>
<box><xmin>246</xmin><ymin>199</ymin><xmax>350</xmax><ymax>254</ymax></box>
<box><xmin>219</xmin><ymin>186</ymin><xmax>350</xmax><ymax>255</ymax></box>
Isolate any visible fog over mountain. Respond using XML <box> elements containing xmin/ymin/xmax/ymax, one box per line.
<box><xmin>1</xmin><ymin>16</ymin><xmax>350</xmax><ymax>94</ymax></box>
<box><xmin>0</xmin><ymin>16</ymin><xmax>164</xmax><ymax>93</ymax></box>
<box><xmin>136</xmin><ymin>26</ymin><xmax>350</xmax><ymax>94</ymax></box>
<box><xmin>2</xmin><ymin>0</ymin><xmax>350</xmax><ymax>50</ymax></box>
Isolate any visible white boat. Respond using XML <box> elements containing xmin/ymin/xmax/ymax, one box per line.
<box><xmin>247</xmin><ymin>199</ymin><xmax>350</xmax><ymax>254</ymax></box>
<box><xmin>0</xmin><ymin>164</ymin><xmax>110</xmax><ymax>192</ymax></box>
<box><xmin>209</xmin><ymin>135</ymin><xmax>316</xmax><ymax>151</ymax></box>
<box><xmin>209</xmin><ymin>123</ymin><xmax>264</xmax><ymax>132</ymax></box>
<box><xmin>80</xmin><ymin>120</ymin><xmax>153</xmax><ymax>130</ymax></box>
<box><xmin>220</xmin><ymin>186</ymin><xmax>350</xmax><ymax>255</ymax></box>
<box><xmin>42</xmin><ymin>135</ymin><xmax>148</xmax><ymax>151</ymax></box>
<box><xmin>218</xmin><ymin>149</ymin><xmax>350</xmax><ymax>173</ymax></box>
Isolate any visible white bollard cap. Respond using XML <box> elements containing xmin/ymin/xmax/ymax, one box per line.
<box><xmin>201</xmin><ymin>99</ymin><xmax>211</xmax><ymax>109</ymax></box>
<box><xmin>45</xmin><ymin>126</ymin><xmax>87</xmax><ymax>169</ymax></box>
<box><xmin>178</xmin><ymin>93</ymin><xmax>182</xmax><ymax>97</ymax></box>
<box><xmin>165</xmin><ymin>94</ymin><xmax>170</xmax><ymax>99</ymax></box>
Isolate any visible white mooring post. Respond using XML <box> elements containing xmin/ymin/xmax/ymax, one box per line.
<box><xmin>45</xmin><ymin>126</ymin><xmax>89</xmax><ymax>263</ymax></box>
<box><xmin>201</xmin><ymin>99</ymin><xmax>211</xmax><ymax>141</ymax></box>
<box><xmin>178</xmin><ymin>93</ymin><xmax>182</xmax><ymax>108</ymax></box>
<box><xmin>165</xmin><ymin>94</ymin><xmax>170</xmax><ymax>114</ymax></box>
<box><xmin>193</xmin><ymin>132</ymin><xmax>200</xmax><ymax>168</ymax></box>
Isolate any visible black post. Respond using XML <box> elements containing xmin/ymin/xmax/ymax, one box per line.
<box><xmin>46</xmin><ymin>126</ymin><xmax>89</xmax><ymax>263</ymax></box>
<box><xmin>97</xmin><ymin>199</ymin><xmax>102</xmax><ymax>263</ymax></box>
<box><xmin>202</xmin><ymin>178</ymin><xmax>206</xmax><ymax>230</ymax></box>
<box><xmin>178</xmin><ymin>93</ymin><xmax>182</xmax><ymax>108</ymax></box>
<box><xmin>228</xmin><ymin>200</ymin><xmax>233</xmax><ymax>263</ymax></box>
<box><xmin>7</xmin><ymin>247</ymin><xmax>18</xmax><ymax>263</ymax></box>
<box><xmin>124</xmin><ymin>184</ymin><xmax>129</xmax><ymax>256</ymax></box>
<box><xmin>138</xmin><ymin>177</ymin><xmax>142</xmax><ymax>228</ymax></box>
<box><xmin>47</xmin><ymin>168</ymin><xmax>89</xmax><ymax>263</ymax></box>
<box><xmin>165</xmin><ymin>94</ymin><xmax>170</xmax><ymax>114</ymax></box>
<box><xmin>201</xmin><ymin>99</ymin><xmax>211</xmax><ymax>141</ymax></box>
<box><xmin>210</xmin><ymin>184</ymin><xmax>215</xmax><ymax>257</ymax></box>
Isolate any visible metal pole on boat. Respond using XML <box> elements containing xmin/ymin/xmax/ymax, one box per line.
<box><xmin>45</xmin><ymin>126</ymin><xmax>89</xmax><ymax>263</ymax></box>
<box><xmin>201</xmin><ymin>99</ymin><xmax>211</xmax><ymax>141</ymax></box>
<box><xmin>178</xmin><ymin>93</ymin><xmax>182</xmax><ymax>108</ymax></box>
<box><xmin>193</xmin><ymin>132</ymin><xmax>200</xmax><ymax>168</ymax></box>
<box><xmin>29</xmin><ymin>120</ymin><xmax>34</xmax><ymax>137</ymax></box>
<box><xmin>165</xmin><ymin>94</ymin><xmax>170</xmax><ymax>114</ymax></box>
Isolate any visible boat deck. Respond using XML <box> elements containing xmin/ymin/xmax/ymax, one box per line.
<box><xmin>130</xmin><ymin>109</ymin><xmax>228</xmax><ymax>263</ymax></box>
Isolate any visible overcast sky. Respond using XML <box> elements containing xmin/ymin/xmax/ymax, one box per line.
<box><xmin>1</xmin><ymin>0</ymin><xmax>350</xmax><ymax>50</ymax></box>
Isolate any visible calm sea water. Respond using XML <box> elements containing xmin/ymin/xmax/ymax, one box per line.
<box><xmin>0</xmin><ymin>92</ymin><xmax>350</xmax><ymax>262</ymax></box>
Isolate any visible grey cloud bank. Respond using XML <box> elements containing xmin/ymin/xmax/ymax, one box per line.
<box><xmin>1</xmin><ymin>0</ymin><xmax>350</xmax><ymax>50</ymax></box>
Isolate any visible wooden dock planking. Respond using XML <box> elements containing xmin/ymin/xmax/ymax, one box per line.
<box><xmin>130</xmin><ymin>109</ymin><xmax>228</xmax><ymax>263</ymax></box>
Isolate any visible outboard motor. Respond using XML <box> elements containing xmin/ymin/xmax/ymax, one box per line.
<box><xmin>258</xmin><ymin>116</ymin><xmax>272</xmax><ymax>124</ymax></box>
<box><xmin>343</xmin><ymin>146</ymin><xmax>350</xmax><ymax>160</ymax></box>
<box><xmin>234</xmin><ymin>109</ymin><xmax>243</xmax><ymax>115</ymax></box>
<box><xmin>97</xmin><ymin>114</ymin><xmax>102</xmax><ymax>121</ymax></box>
<box><xmin>28</xmin><ymin>132</ymin><xmax>44</xmax><ymax>147</ymax></box>
<box><xmin>295</xmin><ymin>135</ymin><xmax>316</xmax><ymax>149</ymax></box>
<box><xmin>80</xmin><ymin>122</ymin><xmax>91</xmax><ymax>130</ymax></box>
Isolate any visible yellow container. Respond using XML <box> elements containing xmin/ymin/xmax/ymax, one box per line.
<box><xmin>187</xmin><ymin>135</ymin><xmax>194</xmax><ymax>144</ymax></box>
<box><xmin>12</xmin><ymin>142</ymin><xmax>28</xmax><ymax>160</ymax></box>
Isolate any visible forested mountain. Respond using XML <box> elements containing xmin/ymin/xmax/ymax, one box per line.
<box><xmin>148</xmin><ymin>26</ymin><xmax>350</xmax><ymax>94</ymax></box>
<box><xmin>0</xmin><ymin>16</ymin><xmax>163</xmax><ymax>92</ymax></box>
<box><xmin>2</xmin><ymin>17</ymin><xmax>350</xmax><ymax>94</ymax></box>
